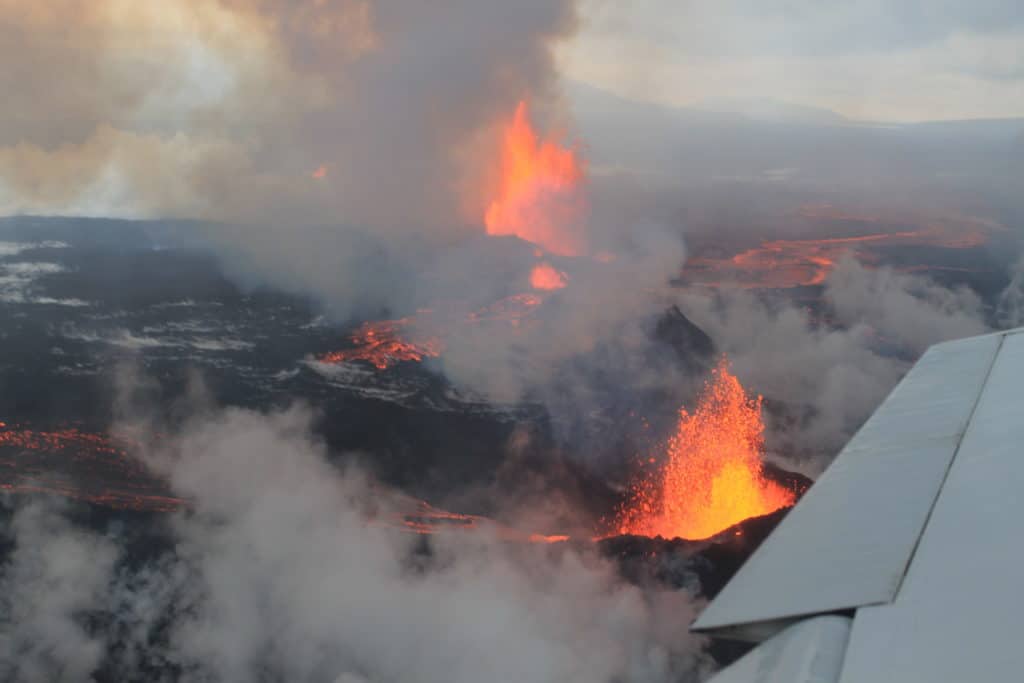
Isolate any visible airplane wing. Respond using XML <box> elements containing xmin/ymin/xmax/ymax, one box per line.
<box><xmin>692</xmin><ymin>327</ymin><xmax>1024</xmax><ymax>682</ymax></box>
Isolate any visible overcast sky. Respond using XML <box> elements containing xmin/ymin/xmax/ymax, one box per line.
<box><xmin>561</xmin><ymin>0</ymin><xmax>1024</xmax><ymax>122</ymax></box>
<box><xmin>1</xmin><ymin>1</ymin><xmax>1020</xmax><ymax>220</ymax></box>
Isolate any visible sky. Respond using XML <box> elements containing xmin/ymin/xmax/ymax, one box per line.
<box><xmin>561</xmin><ymin>0</ymin><xmax>1024</xmax><ymax>122</ymax></box>
<box><xmin>1</xmin><ymin>1</ymin><xmax>1021</xmax><ymax>221</ymax></box>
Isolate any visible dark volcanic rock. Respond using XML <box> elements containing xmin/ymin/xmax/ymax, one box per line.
<box><xmin>0</xmin><ymin>484</ymin><xmax>799</xmax><ymax>679</ymax></box>
<box><xmin>599</xmin><ymin>505</ymin><xmax>795</xmax><ymax>669</ymax></box>
<box><xmin>692</xmin><ymin>506</ymin><xmax>791</xmax><ymax>599</ymax></box>
<box><xmin>654</xmin><ymin>305</ymin><xmax>716</xmax><ymax>371</ymax></box>
<box><xmin>597</xmin><ymin>505</ymin><xmax>792</xmax><ymax>600</ymax></box>
<box><xmin>0</xmin><ymin>216</ymin><xmax>810</xmax><ymax>677</ymax></box>
<box><xmin>762</xmin><ymin>461</ymin><xmax>813</xmax><ymax>500</ymax></box>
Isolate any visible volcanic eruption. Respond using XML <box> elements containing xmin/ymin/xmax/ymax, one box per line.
<box><xmin>485</xmin><ymin>100</ymin><xmax>587</xmax><ymax>257</ymax></box>
<box><xmin>529</xmin><ymin>261</ymin><xmax>568</xmax><ymax>290</ymax></box>
<box><xmin>319</xmin><ymin>100</ymin><xmax>582</xmax><ymax>368</ymax></box>
<box><xmin>615</xmin><ymin>359</ymin><xmax>796</xmax><ymax>540</ymax></box>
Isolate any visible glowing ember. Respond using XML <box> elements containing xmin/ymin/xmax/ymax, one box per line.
<box><xmin>311</xmin><ymin>164</ymin><xmax>329</xmax><ymax>179</ymax></box>
<box><xmin>485</xmin><ymin>101</ymin><xmax>586</xmax><ymax>256</ymax></box>
<box><xmin>615</xmin><ymin>359</ymin><xmax>795</xmax><ymax>540</ymax></box>
<box><xmin>529</xmin><ymin>262</ymin><xmax>567</xmax><ymax>290</ymax></box>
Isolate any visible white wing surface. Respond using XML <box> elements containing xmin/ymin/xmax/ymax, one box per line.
<box><xmin>696</xmin><ymin>327</ymin><xmax>1024</xmax><ymax>682</ymax></box>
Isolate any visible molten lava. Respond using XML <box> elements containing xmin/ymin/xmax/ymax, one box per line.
<box><xmin>485</xmin><ymin>101</ymin><xmax>586</xmax><ymax>256</ymax></box>
<box><xmin>377</xmin><ymin>495</ymin><xmax>569</xmax><ymax>544</ymax></box>
<box><xmin>319</xmin><ymin>101</ymin><xmax>589</xmax><ymax>371</ymax></box>
<box><xmin>318</xmin><ymin>315</ymin><xmax>443</xmax><ymax>370</ymax></box>
<box><xmin>615</xmin><ymin>359</ymin><xmax>794</xmax><ymax>540</ymax></box>
<box><xmin>0</xmin><ymin>421</ymin><xmax>183</xmax><ymax>511</ymax></box>
<box><xmin>683</xmin><ymin>206</ymin><xmax>996</xmax><ymax>289</ymax></box>
<box><xmin>319</xmin><ymin>293</ymin><xmax>549</xmax><ymax>369</ymax></box>
<box><xmin>529</xmin><ymin>262</ymin><xmax>567</xmax><ymax>290</ymax></box>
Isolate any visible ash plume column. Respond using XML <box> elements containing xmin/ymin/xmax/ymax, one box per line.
<box><xmin>0</xmin><ymin>0</ymin><xmax>578</xmax><ymax>232</ymax></box>
<box><xmin>0</xmin><ymin>0</ymin><xmax>695</xmax><ymax>413</ymax></box>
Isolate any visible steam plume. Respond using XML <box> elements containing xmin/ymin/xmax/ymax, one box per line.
<box><xmin>677</xmin><ymin>257</ymin><xmax>992</xmax><ymax>471</ymax></box>
<box><xmin>0</xmin><ymin>394</ymin><xmax>711</xmax><ymax>682</ymax></box>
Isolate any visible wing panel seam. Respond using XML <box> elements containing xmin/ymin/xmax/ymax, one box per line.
<box><xmin>887</xmin><ymin>330</ymin><xmax>1006</xmax><ymax>599</ymax></box>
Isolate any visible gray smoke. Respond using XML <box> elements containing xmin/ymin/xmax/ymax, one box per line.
<box><xmin>825</xmin><ymin>256</ymin><xmax>989</xmax><ymax>354</ymax></box>
<box><xmin>0</xmin><ymin>0</ymin><xmax>697</xmax><ymax>413</ymax></box>
<box><xmin>0</xmin><ymin>1</ymin><xmax>575</xmax><ymax>231</ymax></box>
<box><xmin>677</xmin><ymin>257</ymin><xmax>993</xmax><ymax>472</ymax></box>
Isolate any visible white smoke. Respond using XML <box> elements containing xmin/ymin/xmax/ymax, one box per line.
<box><xmin>0</xmin><ymin>501</ymin><xmax>118</xmax><ymax>681</ymax></box>
<box><xmin>0</xmin><ymin>397</ymin><xmax>711</xmax><ymax>683</ymax></box>
<box><xmin>677</xmin><ymin>256</ymin><xmax>993</xmax><ymax>472</ymax></box>
<box><xmin>0</xmin><ymin>0</ymin><xmax>699</xmax><ymax>415</ymax></box>
<box><xmin>996</xmin><ymin>256</ymin><xmax>1024</xmax><ymax>329</ymax></box>
<box><xmin>825</xmin><ymin>256</ymin><xmax>989</xmax><ymax>354</ymax></box>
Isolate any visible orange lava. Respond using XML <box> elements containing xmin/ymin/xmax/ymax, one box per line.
<box><xmin>615</xmin><ymin>359</ymin><xmax>794</xmax><ymax>540</ymax></box>
<box><xmin>377</xmin><ymin>495</ymin><xmax>570</xmax><ymax>544</ymax></box>
<box><xmin>684</xmin><ymin>207</ymin><xmax>994</xmax><ymax>289</ymax></box>
<box><xmin>0</xmin><ymin>422</ymin><xmax>125</xmax><ymax>455</ymax></box>
<box><xmin>319</xmin><ymin>293</ymin><xmax>548</xmax><ymax>369</ymax></box>
<box><xmin>529</xmin><ymin>262</ymin><xmax>567</xmax><ymax>290</ymax></box>
<box><xmin>0</xmin><ymin>421</ymin><xmax>183</xmax><ymax>512</ymax></box>
<box><xmin>319</xmin><ymin>101</ymin><xmax>588</xmax><ymax>371</ymax></box>
<box><xmin>485</xmin><ymin>101</ymin><xmax>586</xmax><ymax>256</ymax></box>
<box><xmin>318</xmin><ymin>316</ymin><xmax>443</xmax><ymax>370</ymax></box>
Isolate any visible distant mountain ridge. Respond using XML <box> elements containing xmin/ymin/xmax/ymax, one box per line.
<box><xmin>567</xmin><ymin>80</ymin><xmax>1024</xmax><ymax>130</ymax></box>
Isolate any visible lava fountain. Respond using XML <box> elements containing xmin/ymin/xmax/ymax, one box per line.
<box><xmin>319</xmin><ymin>101</ymin><xmax>585</xmax><ymax>369</ymax></box>
<box><xmin>615</xmin><ymin>359</ymin><xmax>795</xmax><ymax>540</ymax></box>
<box><xmin>485</xmin><ymin>100</ymin><xmax>586</xmax><ymax>257</ymax></box>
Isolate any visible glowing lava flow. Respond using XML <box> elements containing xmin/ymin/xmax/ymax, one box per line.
<box><xmin>485</xmin><ymin>101</ymin><xmax>586</xmax><ymax>257</ymax></box>
<box><xmin>318</xmin><ymin>294</ymin><xmax>547</xmax><ymax>369</ymax></box>
<box><xmin>684</xmin><ymin>207</ymin><xmax>995</xmax><ymax>289</ymax></box>
<box><xmin>318</xmin><ymin>315</ymin><xmax>442</xmax><ymax>370</ymax></box>
<box><xmin>0</xmin><ymin>421</ymin><xmax>183</xmax><ymax>511</ymax></box>
<box><xmin>377</xmin><ymin>495</ymin><xmax>569</xmax><ymax>544</ymax></box>
<box><xmin>615</xmin><ymin>360</ymin><xmax>795</xmax><ymax>540</ymax></box>
<box><xmin>317</xmin><ymin>101</ymin><xmax>588</xmax><ymax>370</ymax></box>
<box><xmin>529</xmin><ymin>262</ymin><xmax>567</xmax><ymax>290</ymax></box>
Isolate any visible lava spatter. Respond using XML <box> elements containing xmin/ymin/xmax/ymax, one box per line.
<box><xmin>485</xmin><ymin>100</ymin><xmax>586</xmax><ymax>257</ymax></box>
<box><xmin>615</xmin><ymin>359</ymin><xmax>795</xmax><ymax>540</ymax></box>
